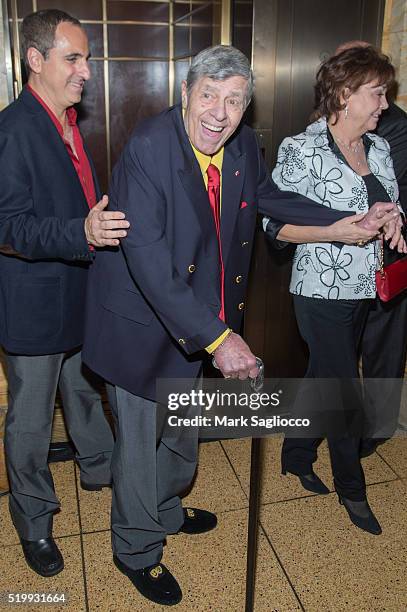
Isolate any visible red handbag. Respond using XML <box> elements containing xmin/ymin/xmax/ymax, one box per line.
<box><xmin>375</xmin><ymin>239</ymin><xmax>407</xmax><ymax>302</ymax></box>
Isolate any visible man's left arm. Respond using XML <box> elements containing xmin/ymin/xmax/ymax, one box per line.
<box><xmin>255</xmin><ymin>142</ymin><xmax>353</xmax><ymax>227</ymax></box>
<box><xmin>255</xmin><ymin>140</ymin><xmax>401</xmax><ymax>245</ymax></box>
<box><xmin>377</xmin><ymin>109</ymin><xmax>407</xmax><ymax>193</ymax></box>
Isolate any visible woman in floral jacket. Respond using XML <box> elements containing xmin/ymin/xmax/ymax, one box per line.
<box><xmin>266</xmin><ymin>46</ymin><xmax>405</xmax><ymax>535</ymax></box>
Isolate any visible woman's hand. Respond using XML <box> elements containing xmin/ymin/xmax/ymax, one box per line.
<box><xmin>394</xmin><ymin>234</ymin><xmax>407</xmax><ymax>254</ymax></box>
<box><xmin>382</xmin><ymin>214</ymin><xmax>407</xmax><ymax>252</ymax></box>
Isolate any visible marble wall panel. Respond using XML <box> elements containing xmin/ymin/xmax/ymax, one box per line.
<box><xmin>0</xmin><ymin>1</ymin><xmax>12</xmax><ymax>110</ymax></box>
<box><xmin>382</xmin><ymin>0</ymin><xmax>407</xmax><ymax>111</ymax></box>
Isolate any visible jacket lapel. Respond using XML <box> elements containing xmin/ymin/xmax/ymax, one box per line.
<box><xmin>21</xmin><ymin>89</ymin><xmax>90</xmax><ymax>214</ymax></box>
<box><xmin>221</xmin><ymin>138</ymin><xmax>246</xmax><ymax>264</ymax></box>
<box><xmin>173</xmin><ymin>106</ymin><xmax>217</xmax><ymax>238</ymax></box>
<box><xmin>85</xmin><ymin>143</ymin><xmax>102</xmax><ymax>201</ymax></box>
<box><xmin>172</xmin><ymin>105</ymin><xmax>246</xmax><ymax>257</ymax></box>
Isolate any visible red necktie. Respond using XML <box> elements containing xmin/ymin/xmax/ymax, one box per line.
<box><xmin>207</xmin><ymin>163</ymin><xmax>225</xmax><ymax>322</ymax></box>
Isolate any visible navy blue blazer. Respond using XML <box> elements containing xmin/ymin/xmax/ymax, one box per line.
<box><xmin>83</xmin><ymin>104</ymin><xmax>343</xmax><ymax>400</ymax></box>
<box><xmin>376</xmin><ymin>102</ymin><xmax>407</xmax><ymax>212</ymax></box>
<box><xmin>0</xmin><ymin>88</ymin><xmax>95</xmax><ymax>355</ymax></box>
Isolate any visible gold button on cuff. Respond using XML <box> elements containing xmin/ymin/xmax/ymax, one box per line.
<box><xmin>188</xmin><ymin>264</ymin><xmax>196</xmax><ymax>273</ymax></box>
<box><xmin>241</xmin><ymin>241</ymin><xmax>249</xmax><ymax>247</ymax></box>
<box><xmin>238</xmin><ymin>302</ymin><xmax>245</xmax><ymax>311</ymax></box>
<box><xmin>235</xmin><ymin>275</ymin><xmax>242</xmax><ymax>284</ymax></box>
<box><xmin>178</xmin><ymin>338</ymin><xmax>186</xmax><ymax>345</ymax></box>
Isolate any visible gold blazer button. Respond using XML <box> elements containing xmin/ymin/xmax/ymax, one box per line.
<box><xmin>178</xmin><ymin>338</ymin><xmax>186</xmax><ymax>345</ymax></box>
<box><xmin>188</xmin><ymin>264</ymin><xmax>196</xmax><ymax>273</ymax></box>
<box><xmin>235</xmin><ymin>275</ymin><xmax>242</xmax><ymax>283</ymax></box>
<box><xmin>238</xmin><ymin>302</ymin><xmax>245</xmax><ymax>311</ymax></box>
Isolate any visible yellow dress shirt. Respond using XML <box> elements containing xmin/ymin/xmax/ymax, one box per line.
<box><xmin>189</xmin><ymin>143</ymin><xmax>231</xmax><ymax>354</ymax></box>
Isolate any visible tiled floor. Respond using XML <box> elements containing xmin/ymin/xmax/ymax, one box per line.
<box><xmin>0</xmin><ymin>435</ymin><xmax>406</xmax><ymax>611</ymax></box>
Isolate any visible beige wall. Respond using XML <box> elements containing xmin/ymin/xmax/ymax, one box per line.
<box><xmin>0</xmin><ymin>3</ymin><xmax>11</xmax><ymax>491</ymax></box>
<box><xmin>0</xmin><ymin>1</ymin><xmax>12</xmax><ymax>111</ymax></box>
<box><xmin>382</xmin><ymin>0</ymin><xmax>407</xmax><ymax>111</ymax></box>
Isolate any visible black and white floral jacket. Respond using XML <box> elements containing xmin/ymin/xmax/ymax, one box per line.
<box><xmin>269</xmin><ymin>117</ymin><xmax>398</xmax><ymax>300</ymax></box>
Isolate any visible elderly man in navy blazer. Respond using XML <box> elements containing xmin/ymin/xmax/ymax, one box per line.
<box><xmin>0</xmin><ymin>10</ymin><xmax>129</xmax><ymax>578</ymax></box>
<box><xmin>82</xmin><ymin>45</ymin><xmax>394</xmax><ymax>606</ymax></box>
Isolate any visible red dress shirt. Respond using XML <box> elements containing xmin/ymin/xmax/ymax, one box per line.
<box><xmin>26</xmin><ymin>85</ymin><xmax>97</xmax><ymax>209</ymax></box>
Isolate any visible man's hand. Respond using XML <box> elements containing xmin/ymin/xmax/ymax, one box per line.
<box><xmin>328</xmin><ymin>202</ymin><xmax>404</xmax><ymax>247</ymax></box>
<box><xmin>356</xmin><ymin>202</ymin><xmax>399</xmax><ymax>233</ymax></box>
<box><xmin>328</xmin><ymin>214</ymin><xmax>379</xmax><ymax>245</ymax></box>
<box><xmin>357</xmin><ymin>201</ymin><xmax>407</xmax><ymax>252</ymax></box>
<box><xmin>213</xmin><ymin>332</ymin><xmax>258</xmax><ymax>380</ymax></box>
<box><xmin>85</xmin><ymin>195</ymin><xmax>130</xmax><ymax>247</ymax></box>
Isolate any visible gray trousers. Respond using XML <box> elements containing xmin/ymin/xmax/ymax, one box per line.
<box><xmin>107</xmin><ymin>385</ymin><xmax>199</xmax><ymax>570</ymax></box>
<box><xmin>4</xmin><ymin>349</ymin><xmax>114</xmax><ymax>540</ymax></box>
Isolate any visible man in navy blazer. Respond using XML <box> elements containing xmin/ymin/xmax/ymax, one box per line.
<box><xmin>82</xmin><ymin>45</ymin><xmax>383</xmax><ymax>606</ymax></box>
<box><xmin>0</xmin><ymin>10</ymin><xmax>129</xmax><ymax>577</ymax></box>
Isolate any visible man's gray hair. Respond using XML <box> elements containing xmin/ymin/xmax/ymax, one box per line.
<box><xmin>186</xmin><ymin>45</ymin><xmax>253</xmax><ymax>106</ymax></box>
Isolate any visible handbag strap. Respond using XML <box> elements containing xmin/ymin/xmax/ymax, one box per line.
<box><xmin>378</xmin><ymin>236</ymin><xmax>384</xmax><ymax>278</ymax></box>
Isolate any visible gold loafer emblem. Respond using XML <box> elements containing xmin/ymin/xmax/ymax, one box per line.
<box><xmin>149</xmin><ymin>565</ymin><xmax>163</xmax><ymax>579</ymax></box>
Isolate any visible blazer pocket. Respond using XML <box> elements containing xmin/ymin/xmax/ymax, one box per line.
<box><xmin>102</xmin><ymin>288</ymin><xmax>155</xmax><ymax>325</ymax></box>
<box><xmin>7</xmin><ymin>276</ymin><xmax>62</xmax><ymax>341</ymax></box>
<box><xmin>238</xmin><ymin>201</ymin><xmax>256</xmax><ymax>216</ymax></box>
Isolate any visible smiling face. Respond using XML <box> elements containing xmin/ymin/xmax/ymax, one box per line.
<box><xmin>181</xmin><ymin>75</ymin><xmax>248</xmax><ymax>155</ymax></box>
<box><xmin>346</xmin><ymin>79</ymin><xmax>389</xmax><ymax>132</ymax></box>
<box><xmin>27</xmin><ymin>22</ymin><xmax>90</xmax><ymax>116</ymax></box>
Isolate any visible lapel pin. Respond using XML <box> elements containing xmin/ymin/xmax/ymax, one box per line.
<box><xmin>235</xmin><ymin>170</ymin><xmax>240</xmax><ymax>177</ymax></box>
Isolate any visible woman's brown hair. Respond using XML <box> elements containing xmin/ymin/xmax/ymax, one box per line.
<box><xmin>314</xmin><ymin>46</ymin><xmax>395</xmax><ymax>124</ymax></box>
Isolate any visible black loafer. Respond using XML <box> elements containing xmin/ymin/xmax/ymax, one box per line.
<box><xmin>80</xmin><ymin>480</ymin><xmax>111</xmax><ymax>491</ymax></box>
<box><xmin>20</xmin><ymin>537</ymin><xmax>64</xmax><ymax>577</ymax></box>
<box><xmin>113</xmin><ymin>556</ymin><xmax>182</xmax><ymax>606</ymax></box>
<box><xmin>178</xmin><ymin>507</ymin><xmax>217</xmax><ymax>534</ymax></box>
<box><xmin>282</xmin><ymin>468</ymin><xmax>330</xmax><ymax>495</ymax></box>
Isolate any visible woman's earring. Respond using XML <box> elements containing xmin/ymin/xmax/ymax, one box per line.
<box><xmin>345</xmin><ymin>104</ymin><xmax>349</xmax><ymax>119</ymax></box>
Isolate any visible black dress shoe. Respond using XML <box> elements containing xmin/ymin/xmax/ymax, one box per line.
<box><xmin>20</xmin><ymin>537</ymin><xmax>64</xmax><ymax>577</ymax></box>
<box><xmin>80</xmin><ymin>480</ymin><xmax>111</xmax><ymax>491</ymax></box>
<box><xmin>113</xmin><ymin>556</ymin><xmax>182</xmax><ymax>606</ymax></box>
<box><xmin>282</xmin><ymin>468</ymin><xmax>330</xmax><ymax>495</ymax></box>
<box><xmin>338</xmin><ymin>495</ymin><xmax>382</xmax><ymax>535</ymax></box>
<box><xmin>178</xmin><ymin>507</ymin><xmax>217</xmax><ymax>534</ymax></box>
<box><xmin>48</xmin><ymin>441</ymin><xmax>76</xmax><ymax>463</ymax></box>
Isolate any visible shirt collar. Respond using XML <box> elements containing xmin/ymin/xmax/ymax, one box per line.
<box><xmin>26</xmin><ymin>84</ymin><xmax>77</xmax><ymax>135</ymax></box>
<box><xmin>190</xmin><ymin>141</ymin><xmax>224</xmax><ymax>177</ymax></box>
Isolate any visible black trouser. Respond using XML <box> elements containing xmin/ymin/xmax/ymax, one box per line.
<box><xmin>362</xmin><ymin>293</ymin><xmax>407</xmax><ymax>438</ymax></box>
<box><xmin>282</xmin><ymin>296</ymin><xmax>372</xmax><ymax>501</ymax></box>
